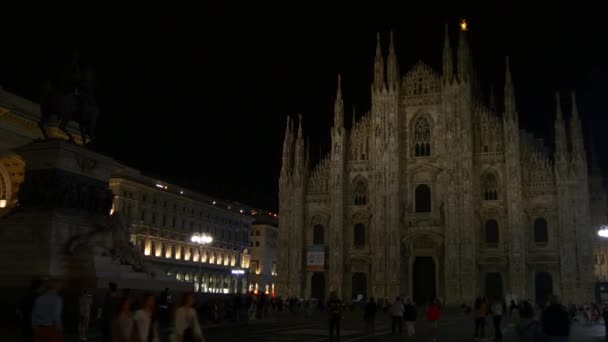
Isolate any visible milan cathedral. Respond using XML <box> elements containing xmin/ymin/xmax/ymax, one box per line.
<box><xmin>277</xmin><ymin>24</ymin><xmax>608</xmax><ymax>305</ymax></box>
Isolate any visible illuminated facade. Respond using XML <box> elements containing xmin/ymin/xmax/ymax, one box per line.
<box><xmin>249</xmin><ymin>221</ymin><xmax>278</xmax><ymax>296</ymax></box>
<box><xmin>277</xmin><ymin>26</ymin><xmax>608</xmax><ymax>305</ymax></box>
<box><xmin>0</xmin><ymin>87</ymin><xmax>265</xmax><ymax>294</ymax></box>
<box><xmin>109</xmin><ymin>171</ymin><xmax>254</xmax><ymax>294</ymax></box>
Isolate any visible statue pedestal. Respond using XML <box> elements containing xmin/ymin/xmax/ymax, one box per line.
<box><xmin>0</xmin><ymin>140</ymin><xmax>187</xmax><ymax>291</ymax></box>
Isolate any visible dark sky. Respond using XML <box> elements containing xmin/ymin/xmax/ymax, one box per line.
<box><xmin>1</xmin><ymin>3</ymin><xmax>607</xmax><ymax>210</ymax></box>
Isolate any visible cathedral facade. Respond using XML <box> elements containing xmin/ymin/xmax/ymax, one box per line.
<box><xmin>277</xmin><ymin>26</ymin><xmax>608</xmax><ymax>306</ymax></box>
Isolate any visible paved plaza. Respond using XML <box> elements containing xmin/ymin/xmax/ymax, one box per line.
<box><xmin>2</xmin><ymin>307</ymin><xmax>605</xmax><ymax>341</ymax></box>
<box><xmin>205</xmin><ymin>308</ymin><xmax>603</xmax><ymax>342</ymax></box>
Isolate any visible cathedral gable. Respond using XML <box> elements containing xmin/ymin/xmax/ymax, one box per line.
<box><xmin>402</xmin><ymin>61</ymin><xmax>441</xmax><ymax>106</ymax></box>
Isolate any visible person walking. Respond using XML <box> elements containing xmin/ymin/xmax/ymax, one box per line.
<box><xmin>491</xmin><ymin>298</ymin><xmax>504</xmax><ymax>341</ymax></box>
<box><xmin>541</xmin><ymin>295</ymin><xmax>570</xmax><ymax>342</ymax></box>
<box><xmin>134</xmin><ymin>293</ymin><xmax>159</xmax><ymax>342</ymax></box>
<box><xmin>326</xmin><ymin>291</ymin><xmax>343</xmax><ymax>342</ymax></box>
<box><xmin>390</xmin><ymin>297</ymin><xmax>404</xmax><ymax>334</ymax></box>
<box><xmin>363</xmin><ymin>297</ymin><xmax>377</xmax><ymax>335</ymax></box>
<box><xmin>100</xmin><ymin>282</ymin><xmax>119</xmax><ymax>342</ymax></box>
<box><xmin>158</xmin><ymin>288</ymin><xmax>172</xmax><ymax>330</ymax></box>
<box><xmin>78</xmin><ymin>289</ymin><xmax>93</xmax><ymax>341</ymax></box>
<box><xmin>19</xmin><ymin>279</ymin><xmax>42</xmax><ymax>342</ymax></box>
<box><xmin>112</xmin><ymin>297</ymin><xmax>134</xmax><ymax>342</ymax></box>
<box><xmin>426</xmin><ymin>299</ymin><xmax>441</xmax><ymax>342</ymax></box>
<box><xmin>31</xmin><ymin>279</ymin><xmax>63</xmax><ymax>342</ymax></box>
<box><xmin>404</xmin><ymin>298</ymin><xmax>417</xmax><ymax>338</ymax></box>
<box><xmin>515</xmin><ymin>301</ymin><xmax>543</xmax><ymax>342</ymax></box>
<box><xmin>173</xmin><ymin>292</ymin><xmax>204</xmax><ymax>342</ymax></box>
<box><xmin>602</xmin><ymin>304</ymin><xmax>608</xmax><ymax>339</ymax></box>
<box><xmin>474</xmin><ymin>297</ymin><xmax>488</xmax><ymax>341</ymax></box>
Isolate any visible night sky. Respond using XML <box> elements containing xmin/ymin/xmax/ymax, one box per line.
<box><xmin>1</xmin><ymin>3</ymin><xmax>606</xmax><ymax>210</ymax></box>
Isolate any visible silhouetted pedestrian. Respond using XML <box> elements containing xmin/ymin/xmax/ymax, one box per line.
<box><xmin>390</xmin><ymin>297</ymin><xmax>404</xmax><ymax>334</ymax></box>
<box><xmin>363</xmin><ymin>297</ymin><xmax>377</xmax><ymax>335</ymax></box>
<box><xmin>100</xmin><ymin>282</ymin><xmax>119</xmax><ymax>342</ymax></box>
<box><xmin>404</xmin><ymin>298</ymin><xmax>417</xmax><ymax>337</ymax></box>
<box><xmin>31</xmin><ymin>279</ymin><xmax>63</xmax><ymax>342</ymax></box>
<box><xmin>541</xmin><ymin>295</ymin><xmax>569</xmax><ymax>342</ymax></box>
<box><xmin>327</xmin><ymin>291</ymin><xmax>342</xmax><ymax>342</ymax></box>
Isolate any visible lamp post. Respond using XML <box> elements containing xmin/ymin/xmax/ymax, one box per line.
<box><xmin>191</xmin><ymin>233</ymin><xmax>213</xmax><ymax>292</ymax></box>
<box><xmin>598</xmin><ymin>225</ymin><xmax>608</xmax><ymax>238</ymax></box>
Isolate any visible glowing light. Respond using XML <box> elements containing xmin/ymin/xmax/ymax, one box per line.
<box><xmin>0</xmin><ymin>199</ymin><xmax>6</xmax><ymax>208</ymax></box>
<box><xmin>155</xmin><ymin>184</ymin><xmax>164</xmax><ymax>189</ymax></box>
<box><xmin>231</xmin><ymin>269</ymin><xmax>245</xmax><ymax>275</ymax></box>
<box><xmin>191</xmin><ymin>233</ymin><xmax>213</xmax><ymax>244</ymax></box>
<box><xmin>212</xmin><ymin>201</ymin><xmax>216</xmax><ymax>205</ymax></box>
<box><xmin>599</xmin><ymin>226</ymin><xmax>608</xmax><ymax>238</ymax></box>
<box><xmin>239</xmin><ymin>209</ymin><xmax>244</xmax><ymax>213</ymax></box>
<box><xmin>460</xmin><ymin>19</ymin><xmax>469</xmax><ymax>31</ymax></box>
<box><xmin>180</xmin><ymin>190</ymin><xmax>184</xmax><ymax>194</ymax></box>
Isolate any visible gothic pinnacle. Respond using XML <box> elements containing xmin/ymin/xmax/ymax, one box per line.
<box><xmin>555</xmin><ymin>92</ymin><xmax>563</xmax><ymax>121</ymax></box>
<box><xmin>297</xmin><ymin>113</ymin><xmax>303</xmax><ymax>140</ymax></box>
<box><xmin>571</xmin><ymin>90</ymin><xmax>580</xmax><ymax>120</ymax></box>
<box><xmin>504</xmin><ymin>57</ymin><xmax>515</xmax><ymax>115</ymax></box>
<box><xmin>334</xmin><ymin>74</ymin><xmax>344</xmax><ymax>128</ymax></box>
<box><xmin>505</xmin><ymin>56</ymin><xmax>512</xmax><ymax>85</ymax></box>
<box><xmin>442</xmin><ymin>24</ymin><xmax>453</xmax><ymax>82</ymax></box>
<box><xmin>387</xmin><ymin>31</ymin><xmax>399</xmax><ymax>87</ymax></box>
<box><xmin>373</xmin><ymin>32</ymin><xmax>385</xmax><ymax>89</ymax></box>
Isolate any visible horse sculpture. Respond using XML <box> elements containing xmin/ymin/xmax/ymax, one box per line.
<box><xmin>38</xmin><ymin>55</ymin><xmax>99</xmax><ymax>145</ymax></box>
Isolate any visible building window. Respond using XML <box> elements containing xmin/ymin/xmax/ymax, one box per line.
<box><xmin>152</xmin><ymin>213</ymin><xmax>156</xmax><ymax>224</ymax></box>
<box><xmin>354</xmin><ymin>224</ymin><xmax>365</xmax><ymax>247</ymax></box>
<box><xmin>140</xmin><ymin>209</ymin><xmax>146</xmax><ymax>222</ymax></box>
<box><xmin>255</xmin><ymin>241</ymin><xmax>260</xmax><ymax>247</ymax></box>
<box><xmin>534</xmin><ymin>218</ymin><xmax>549</xmax><ymax>245</ymax></box>
<box><xmin>415</xmin><ymin>184</ymin><xmax>431</xmax><ymax>213</ymax></box>
<box><xmin>483</xmin><ymin>173</ymin><xmax>498</xmax><ymax>201</ymax></box>
<box><xmin>354</xmin><ymin>180</ymin><xmax>367</xmax><ymax>206</ymax></box>
<box><xmin>414</xmin><ymin>116</ymin><xmax>431</xmax><ymax>156</ymax></box>
<box><xmin>251</xmin><ymin>260</ymin><xmax>259</xmax><ymax>275</ymax></box>
<box><xmin>485</xmin><ymin>220</ymin><xmax>499</xmax><ymax>246</ymax></box>
<box><xmin>256</xmin><ymin>230</ymin><xmax>261</xmax><ymax>236</ymax></box>
<box><xmin>313</xmin><ymin>224</ymin><xmax>325</xmax><ymax>245</ymax></box>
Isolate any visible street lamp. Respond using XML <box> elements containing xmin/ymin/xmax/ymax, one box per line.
<box><xmin>191</xmin><ymin>233</ymin><xmax>213</xmax><ymax>292</ymax></box>
<box><xmin>598</xmin><ymin>225</ymin><xmax>608</xmax><ymax>238</ymax></box>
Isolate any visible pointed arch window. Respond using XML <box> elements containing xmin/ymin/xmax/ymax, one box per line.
<box><xmin>534</xmin><ymin>218</ymin><xmax>548</xmax><ymax>245</ymax></box>
<box><xmin>354</xmin><ymin>180</ymin><xmax>367</xmax><ymax>206</ymax></box>
<box><xmin>483</xmin><ymin>173</ymin><xmax>498</xmax><ymax>201</ymax></box>
<box><xmin>485</xmin><ymin>219</ymin><xmax>499</xmax><ymax>246</ymax></box>
<box><xmin>414</xmin><ymin>117</ymin><xmax>431</xmax><ymax>157</ymax></box>
<box><xmin>313</xmin><ymin>224</ymin><xmax>325</xmax><ymax>245</ymax></box>
<box><xmin>415</xmin><ymin>184</ymin><xmax>431</xmax><ymax>213</ymax></box>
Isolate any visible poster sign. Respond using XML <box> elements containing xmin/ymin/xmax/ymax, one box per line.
<box><xmin>306</xmin><ymin>245</ymin><xmax>325</xmax><ymax>271</ymax></box>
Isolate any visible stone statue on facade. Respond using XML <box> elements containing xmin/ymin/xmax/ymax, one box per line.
<box><xmin>38</xmin><ymin>50</ymin><xmax>99</xmax><ymax>145</ymax></box>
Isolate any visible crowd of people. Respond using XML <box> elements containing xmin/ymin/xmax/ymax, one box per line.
<box><xmin>18</xmin><ymin>279</ymin><xmax>206</xmax><ymax>342</ymax></box>
<box><xmin>17</xmin><ymin>278</ymin><xmax>608</xmax><ymax>341</ymax></box>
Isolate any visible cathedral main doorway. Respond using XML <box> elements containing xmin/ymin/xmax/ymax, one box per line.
<box><xmin>485</xmin><ymin>273</ymin><xmax>503</xmax><ymax>300</ymax></box>
<box><xmin>413</xmin><ymin>256</ymin><xmax>436</xmax><ymax>305</ymax></box>
<box><xmin>535</xmin><ymin>272</ymin><xmax>553</xmax><ymax>306</ymax></box>
<box><xmin>352</xmin><ymin>272</ymin><xmax>367</xmax><ymax>300</ymax></box>
<box><xmin>311</xmin><ymin>272</ymin><xmax>325</xmax><ymax>301</ymax></box>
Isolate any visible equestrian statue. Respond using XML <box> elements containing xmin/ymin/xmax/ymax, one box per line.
<box><xmin>38</xmin><ymin>50</ymin><xmax>99</xmax><ymax>145</ymax></box>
